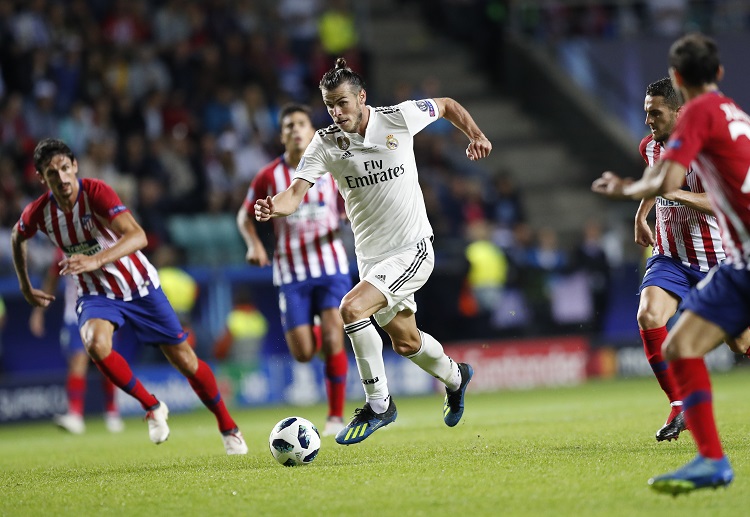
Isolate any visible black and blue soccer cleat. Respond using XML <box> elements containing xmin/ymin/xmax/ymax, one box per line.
<box><xmin>335</xmin><ymin>398</ymin><xmax>397</xmax><ymax>445</ymax></box>
<box><xmin>443</xmin><ymin>362</ymin><xmax>474</xmax><ymax>427</ymax></box>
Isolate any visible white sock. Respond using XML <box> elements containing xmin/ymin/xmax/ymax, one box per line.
<box><xmin>344</xmin><ymin>318</ymin><xmax>389</xmax><ymax>407</ymax></box>
<box><xmin>407</xmin><ymin>331</ymin><xmax>461</xmax><ymax>391</ymax></box>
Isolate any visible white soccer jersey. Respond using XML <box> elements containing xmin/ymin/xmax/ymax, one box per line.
<box><xmin>294</xmin><ymin>100</ymin><xmax>438</xmax><ymax>262</ymax></box>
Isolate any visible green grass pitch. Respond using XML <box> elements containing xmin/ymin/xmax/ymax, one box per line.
<box><xmin>1</xmin><ymin>371</ymin><xmax>748</xmax><ymax>516</ymax></box>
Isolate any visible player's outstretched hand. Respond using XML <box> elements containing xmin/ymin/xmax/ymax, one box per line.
<box><xmin>466</xmin><ymin>135</ymin><xmax>492</xmax><ymax>161</ymax></box>
<box><xmin>255</xmin><ymin>196</ymin><xmax>274</xmax><ymax>222</ymax></box>
<box><xmin>592</xmin><ymin>171</ymin><xmax>632</xmax><ymax>199</ymax></box>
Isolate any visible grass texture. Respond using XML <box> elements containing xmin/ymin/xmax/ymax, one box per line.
<box><xmin>1</xmin><ymin>371</ymin><xmax>748</xmax><ymax>516</ymax></box>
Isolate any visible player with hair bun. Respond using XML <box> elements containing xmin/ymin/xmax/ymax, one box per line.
<box><xmin>255</xmin><ymin>57</ymin><xmax>492</xmax><ymax>445</ymax></box>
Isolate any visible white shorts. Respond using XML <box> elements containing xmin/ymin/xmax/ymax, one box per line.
<box><xmin>359</xmin><ymin>237</ymin><xmax>434</xmax><ymax>326</ymax></box>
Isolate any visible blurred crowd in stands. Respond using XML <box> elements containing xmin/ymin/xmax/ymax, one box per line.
<box><xmin>0</xmin><ymin>0</ymin><xmax>623</xmax><ymax>344</ymax></box>
<box><xmin>506</xmin><ymin>0</ymin><xmax>750</xmax><ymax>40</ymax></box>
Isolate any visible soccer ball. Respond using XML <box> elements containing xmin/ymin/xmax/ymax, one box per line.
<box><xmin>269</xmin><ymin>416</ymin><xmax>321</xmax><ymax>467</ymax></box>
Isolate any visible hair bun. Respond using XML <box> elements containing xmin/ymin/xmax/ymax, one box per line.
<box><xmin>335</xmin><ymin>57</ymin><xmax>347</xmax><ymax>70</ymax></box>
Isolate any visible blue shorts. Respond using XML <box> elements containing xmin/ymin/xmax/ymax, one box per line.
<box><xmin>60</xmin><ymin>321</ymin><xmax>85</xmax><ymax>357</ymax></box>
<box><xmin>682</xmin><ymin>264</ymin><xmax>750</xmax><ymax>337</ymax></box>
<box><xmin>639</xmin><ymin>255</ymin><xmax>706</xmax><ymax>301</ymax></box>
<box><xmin>278</xmin><ymin>274</ymin><xmax>351</xmax><ymax>332</ymax></box>
<box><xmin>76</xmin><ymin>287</ymin><xmax>187</xmax><ymax>347</ymax></box>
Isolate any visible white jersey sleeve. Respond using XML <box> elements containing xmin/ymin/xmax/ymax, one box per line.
<box><xmin>294</xmin><ymin>129</ymin><xmax>335</xmax><ymax>185</ymax></box>
<box><xmin>399</xmin><ymin>99</ymin><xmax>441</xmax><ymax>134</ymax></box>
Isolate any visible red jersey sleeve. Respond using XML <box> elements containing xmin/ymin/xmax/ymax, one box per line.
<box><xmin>662</xmin><ymin>101</ymin><xmax>712</xmax><ymax>168</ymax></box>
<box><xmin>83</xmin><ymin>178</ymin><xmax>131</xmax><ymax>222</ymax></box>
<box><xmin>16</xmin><ymin>195</ymin><xmax>49</xmax><ymax>240</ymax></box>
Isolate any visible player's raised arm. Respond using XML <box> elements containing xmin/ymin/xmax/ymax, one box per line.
<box><xmin>255</xmin><ymin>178</ymin><xmax>312</xmax><ymax>222</ymax></box>
<box><xmin>434</xmin><ymin>97</ymin><xmax>492</xmax><ymax>161</ymax></box>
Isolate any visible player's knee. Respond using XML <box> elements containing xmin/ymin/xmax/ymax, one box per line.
<box><xmin>83</xmin><ymin>336</ymin><xmax>111</xmax><ymax>361</ymax></box>
<box><xmin>636</xmin><ymin>305</ymin><xmax>667</xmax><ymax>329</ymax></box>
<box><xmin>290</xmin><ymin>348</ymin><xmax>314</xmax><ymax>363</ymax></box>
<box><xmin>339</xmin><ymin>298</ymin><xmax>364</xmax><ymax>324</ymax></box>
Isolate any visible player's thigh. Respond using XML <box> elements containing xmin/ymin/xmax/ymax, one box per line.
<box><xmin>356</xmin><ymin>237</ymin><xmax>434</xmax><ymax>326</ymax></box>
<box><xmin>637</xmin><ymin>286</ymin><xmax>680</xmax><ymax>327</ymax></box>
<box><xmin>339</xmin><ymin>280</ymin><xmax>387</xmax><ymax>322</ymax></box>
<box><xmin>663</xmin><ymin>310</ymin><xmax>726</xmax><ymax>360</ymax></box>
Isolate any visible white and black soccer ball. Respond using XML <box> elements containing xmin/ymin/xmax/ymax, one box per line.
<box><xmin>269</xmin><ymin>416</ymin><xmax>321</xmax><ymax>467</ymax></box>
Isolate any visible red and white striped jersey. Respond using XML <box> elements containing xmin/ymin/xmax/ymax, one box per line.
<box><xmin>17</xmin><ymin>178</ymin><xmax>159</xmax><ymax>300</ymax></box>
<box><xmin>242</xmin><ymin>156</ymin><xmax>349</xmax><ymax>286</ymax></box>
<box><xmin>663</xmin><ymin>92</ymin><xmax>750</xmax><ymax>269</ymax></box>
<box><xmin>639</xmin><ymin>134</ymin><xmax>724</xmax><ymax>271</ymax></box>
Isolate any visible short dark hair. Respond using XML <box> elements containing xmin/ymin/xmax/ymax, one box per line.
<box><xmin>33</xmin><ymin>138</ymin><xmax>75</xmax><ymax>173</ymax></box>
<box><xmin>318</xmin><ymin>57</ymin><xmax>366</xmax><ymax>92</ymax></box>
<box><xmin>669</xmin><ymin>32</ymin><xmax>721</xmax><ymax>87</ymax></box>
<box><xmin>278</xmin><ymin>103</ymin><xmax>313</xmax><ymax>125</ymax></box>
<box><xmin>645</xmin><ymin>77</ymin><xmax>681</xmax><ymax>111</ymax></box>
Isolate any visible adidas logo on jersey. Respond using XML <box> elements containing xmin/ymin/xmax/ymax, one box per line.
<box><xmin>375</xmin><ymin>274</ymin><xmax>386</xmax><ymax>283</ymax></box>
<box><xmin>341</xmin><ymin>150</ymin><xmax>354</xmax><ymax>160</ymax></box>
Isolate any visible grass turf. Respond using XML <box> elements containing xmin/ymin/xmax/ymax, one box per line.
<box><xmin>1</xmin><ymin>370</ymin><xmax>748</xmax><ymax>516</ymax></box>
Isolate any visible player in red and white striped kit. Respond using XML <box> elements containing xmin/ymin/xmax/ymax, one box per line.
<box><xmin>635</xmin><ymin>78</ymin><xmax>750</xmax><ymax>443</ymax></box>
<box><xmin>12</xmin><ymin>138</ymin><xmax>247</xmax><ymax>455</ymax></box>
<box><xmin>593</xmin><ymin>33</ymin><xmax>750</xmax><ymax>492</ymax></box>
<box><xmin>635</xmin><ymin>78</ymin><xmax>722</xmax><ymax>442</ymax></box>
<box><xmin>238</xmin><ymin>104</ymin><xmax>351</xmax><ymax>437</ymax></box>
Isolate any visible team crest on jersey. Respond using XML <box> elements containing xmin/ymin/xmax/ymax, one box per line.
<box><xmin>81</xmin><ymin>214</ymin><xmax>94</xmax><ymax>232</ymax></box>
<box><xmin>336</xmin><ymin>136</ymin><xmax>350</xmax><ymax>151</ymax></box>
<box><xmin>386</xmin><ymin>134</ymin><xmax>399</xmax><ymax>150</ymax></box>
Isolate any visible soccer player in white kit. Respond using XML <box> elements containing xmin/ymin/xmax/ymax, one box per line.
<box><xmin>255</xmin><ymin>58</ymin><xmax>492</xmax><ymax>444</ymax></box>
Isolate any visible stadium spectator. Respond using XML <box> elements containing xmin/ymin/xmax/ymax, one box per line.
<box><xmin>29</xmin><ymin>250</ymin><xmax>124</xmax><ymax>435</ymax></box>
<box><xmin>254</xmin><ymin>58</ymin><xmax>491</xmax><ymax>444</ymax></box>
<box><xmin>570</xmin><ymin>218</ymin><xmax>611</xmax><ymax>333</ymax></box>
<box><xmin>11</xmin><ymin>138</ymin><xmax>248</xmax><ymax>455</ymax></box>
<box><xmin>238</xmin><ymin>103</ymin><xmax>350</xmax><ymax>437</ymax></box>
<box><xmin>592</xmin><ymin>33</ymin><xmax>750</xmax><ymax>494</ymax></box>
